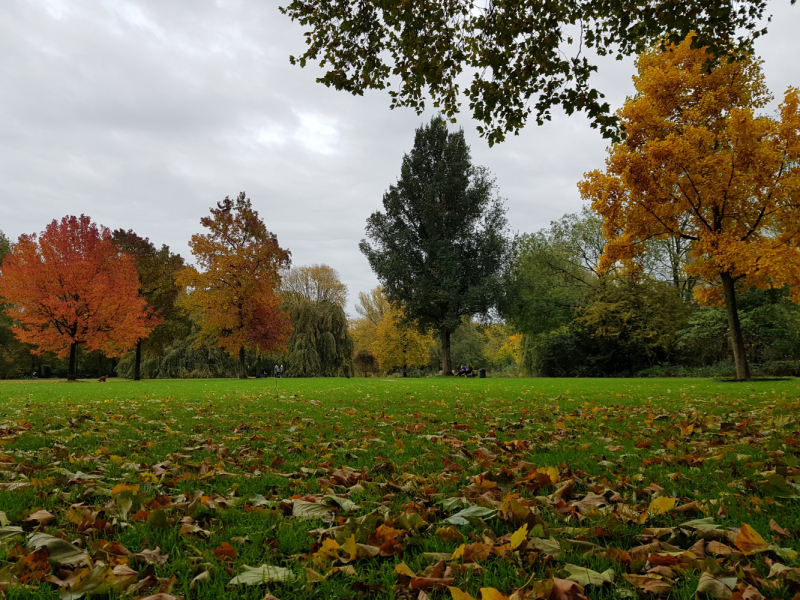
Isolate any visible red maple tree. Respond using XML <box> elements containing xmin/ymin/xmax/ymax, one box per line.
<box><xmin>0</xmin><ymin>215</ymin><xmax>160</xmax><ymax>380</ymax></box>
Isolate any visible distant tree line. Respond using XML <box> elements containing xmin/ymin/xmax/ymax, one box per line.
<box><xmin>2</xmin><ymin>35</ymin><xmax>798</xmax><ymax>382</ymax></box>
<box><xmin>0</xmin><ymin>198</ymin><xmax>355</xmax><ymax>380</ymax></box>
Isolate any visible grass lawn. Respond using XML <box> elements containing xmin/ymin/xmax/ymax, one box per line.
<box><xmin>0</xmin><ymin>376</ymin><xmax>799</xmax><ymax>599</ymax></box>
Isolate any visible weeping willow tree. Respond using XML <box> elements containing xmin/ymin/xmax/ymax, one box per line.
<box><xmin>283</xmin><ymin>297</ymin><xmax>354</xmax><ymax>377</ymax></box>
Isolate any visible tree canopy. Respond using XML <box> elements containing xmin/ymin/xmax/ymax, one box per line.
<box><xmin>373</xmin><ymin>305</ymin><xmax>433</xmax><ymax>376</ymax></box>
<box><xmin>500</xmin><ymin>208</ymin><xmax>603</xmax><ymax>338</ymax></box>
<box><xmin>0</xmin><ymin>230</ymin><xmax>10</xmax><ymax>263</ymax></box>
<box><xmin>176</xmin><ymin>193</ymin><xmax>292</xmax><ymax>379</ymax></box>
<box><xmin>112</xmin><ymin>229</ymin><xmax>186</xmax><ymax>381</ymax></box>
<box><xmin>580</xmin><ymin>34</ymin><xmax>800</xmax><ymax>380</ymax></box>
<box><xmin>284</xmin><ymin>297</ymin><xmax>354</xmax><ymax>377</ymax></box>
<box><xmin>281</xmin><ymin>264</ymin><xmax>354</xmax><ymax>377</ymax></box>
<box><xmin>280</xmin><ymin>0</ymin><xmax>790</xmax><ymax>145</ymax></box>
<box><xmin>282</xmin><ymin>264</ymin><xmax>348</xmax><ymax>308</ymax></box>
<box><xmin>360</xmin><ymin>117</ymin><xmax>510</xmax><ymax>374</ymax></box>
<box><xmin>355</xmin><ymin>285</ymin><xmax>389</xmax><ymax>326</ymax></box>
<box><xmin>0</xmin><ymin>216</ymin><xmax>157</xmax><ymax>380</ymax></box>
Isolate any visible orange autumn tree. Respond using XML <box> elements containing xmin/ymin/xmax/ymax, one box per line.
<box><xmin>579</xmin><ymin>34</ymin><xmax>800</xmax><ymax>381</ymax></box>
<box><xmin>0</xmin><ymin>215</ymin><xmax>158</xmax><ymax>380</ymax></box>
<box><xmin>177</xmin><ymin>192</ymin><xmax>292</xmax><ymax>379</ymax></box>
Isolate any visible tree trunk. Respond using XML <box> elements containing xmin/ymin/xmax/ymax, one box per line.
<box><xmin>721</xmin><ymin>272</ymin><xmax>750</xmax><ymax>381</ymax></box>
<box><xmin>134</xmin><ymin>340</ymin><xmax>142</xmax><ymax>381</ymax></box>
<box><xmin>441</xmin><ymin>327</ymin><xmax>452</xmax><ymax>375</ymax></box>
<box><xmin>68</xmin><ymin>343</ymin><xmax>77</xmax><ymax>381</ymax></box>
<box><xmin>238</xmin><ymin>346</ymin><xmax>247</xmax><ymax>379</ymax></box>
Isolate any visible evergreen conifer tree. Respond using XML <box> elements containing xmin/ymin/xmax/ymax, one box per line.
<box><xmin>360</xmin><ymin>117</ymin><xmax>510</xmax><ymax>374</ymax></box>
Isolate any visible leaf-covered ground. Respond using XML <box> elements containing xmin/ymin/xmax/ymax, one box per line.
<box><xmin>0</xmin><ymin>377</ymin><xmax>799</xmax><ymax>600</ymax></box>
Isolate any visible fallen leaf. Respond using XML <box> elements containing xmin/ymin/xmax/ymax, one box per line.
<box><xmin>735</xmin><ymin>523</ymin><xmax>769</xmax><ymax>555</ymax></box>
<box><xmin>228</xmin><ymin>565</ymin><xmax>294</xmax><ymax>585</ymax></box>
<box><xmin>563</xmin><ymin>564</ymin><xmax>614</xmax><ymax>587</ymax></box>
<box><xmin>648</xmin><ymin>497</ymin><xmax>677</xmax><ymax>516</ymax></box>
<box><xmin>622</xmin><ymin>574</ymin><xmax>671</xmax><ymax>596</ymax></box>
<box><xmin>695</xmin><ymin>571</ymin><xmax>736</xmax><ymax>599</ymax></box>
<box><xmin>448</xmin><ymin>586</ymin><xmax>476</xmax><ymax>600</ymax></box>
<box><xmin>509</xmin><ymin>523</ymin><xmax>528</xmax><ymax>551</ymax></box>
<box><xmin>769</xmin><ymin>519</ymin><xmax>790</xmax><ymax>537</ymax></box>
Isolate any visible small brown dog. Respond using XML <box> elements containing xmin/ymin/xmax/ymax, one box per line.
<box><xmin>98</xmin><ymin>376</ymin><xmax>107</xmax><ymax>382</ymax></box>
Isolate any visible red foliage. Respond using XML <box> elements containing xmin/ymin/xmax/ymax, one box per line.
<box><xmin>0</xmin><ymin>215</ymin><xmax>159</xmax><ymax>373</ymax></box>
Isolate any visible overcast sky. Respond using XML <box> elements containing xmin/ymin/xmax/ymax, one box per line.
<box><xmin>2</xmin><ymin>1</ymin><xmax>798</xmax><ymax>316</ymax></box>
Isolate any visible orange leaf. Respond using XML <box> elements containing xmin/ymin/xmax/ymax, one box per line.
<box><xmin>213</xmin><ymin>542</ymin><xmax>238</xmax><ymax>561</ymax></box>
<box><xmin>735</xmin><ymin>523</ymin><xmax>769</xmax><ymax>554</ymax></box>
<box><xmin>111</xmin><ymin>483</ymin><xmax>140</xmax><ymax>496</ymax></box>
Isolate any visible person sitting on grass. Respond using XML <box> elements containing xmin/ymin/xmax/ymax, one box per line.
<box><xmin>464</xmin><ymin>364</ymin><xmax>474</xmax><ymax>377</ymax></box>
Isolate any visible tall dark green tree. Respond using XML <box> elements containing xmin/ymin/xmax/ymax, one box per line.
<box><xmin>360</xmin><ymin>117</ymin><xmax>510</xmax><ymax>375</ymax></box>
<box><xmin>112</xmin><ymin>230</ymin><xmax>186</xmax><ymax>381</ymax></box>
<box><xmin>0</xmin><ymin>230</ymin><xmax>10</xmax><ymax>263</ymax></box>
<box><xmin>0</xmin><ymin>230</ymin><xmax>16</xmax><ymax>377</ymax></box>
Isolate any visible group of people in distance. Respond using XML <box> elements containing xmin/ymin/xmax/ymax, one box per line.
<box><xmin>457</xmin><ymin>363</ymin><xmax>475</xmax><ymax>377</ymax></box>
<box><xmin>260</xmin><ymin>365</ymin><xmax>284</xmax><ymax>378</ymax></box>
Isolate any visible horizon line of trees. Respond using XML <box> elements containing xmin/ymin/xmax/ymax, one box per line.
<box><xmin>1</xmin><ymin>34</ymin><xmax>799</xmax><ymax>382</ymax></box>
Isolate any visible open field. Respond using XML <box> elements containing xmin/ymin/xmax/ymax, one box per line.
<box><xmin>0</xmin><ymin>376</ymin><xmax>799</xmax><ymax>599</ymax></box>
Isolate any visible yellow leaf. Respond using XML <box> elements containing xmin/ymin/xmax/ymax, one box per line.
<box><xmin>320</xmin><ymin>538</ymin><xmax>339</xmax><ymax>557</ymax></box>
<box><xmin>648</xmin><ymin>496</ymin><xmax>677</xmax><ymax>515</ymax></box>
<box><xmin>341</xmin><ymin>534</ymin><xmax>357</xmax><ymax>562</ymax></box>
<box><xmin>111</xmin><ymin>483</ymin><xmax>139</xmax><ymax>496</ymax></box>
<box><xmin>448</xmin><ymin>587</ymin><xmax>476</xmax><ymax>600</ymax></box>
<box><xmin>451</xmin><ymin>544</ymin><xmax>465</xmax><ymax>560</ymax></box>
<box><xmin>395</xmin><ymin>562</ymin><xmax>416</xmax><ymax>578</ymax></box>
<box><xmin>480</xmin><ymin>588</ymin><xmax>510</xmax><ymax>600</ymax></box>
<box><xmin>537</xmin><ymin>466</ymin><xmax>560</xmax><ymax>484</ymax></box>
<box><xmin>509</xmin><ymin>523</ymin><xmax>528</xmax><ymax>551</ymax></box>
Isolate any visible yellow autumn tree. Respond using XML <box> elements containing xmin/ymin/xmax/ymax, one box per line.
<box><xmin>579</xmin><ymin>34</ymin><xmax>800</xmax><ymax>381</ymax></box>
<box><xmin>349</xmin><ymin>285</ymin><xmax>389</xmax><ymax>353</ymax></box>
<box><xmin>177</xmin><ymin>193</ymin><xmax>292</xmax><ymax>379</ymax></box>
<box><xmin>373</xmin><ymin>305</ymin><xmax>433</xmax><ymax>377</ymax></box>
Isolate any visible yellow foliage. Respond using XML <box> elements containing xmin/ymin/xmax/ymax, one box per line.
<box><xmin>579</xmin><ymin>33</ymin><xmax>800</xmax><ymax>304</ymax></box>
<box><xmin>448</xmin><ymin>587</ymin><xmax>476</xmax><ymax>600</ymax></box>
<box><xmin>349</xmin><ymin>317</ymin><xmax>378</xmax><ymax>353</ymax></box>
<box><xmin>509</xmin><ymin>523</ymin><xmax>528</xmax><ymax>551</ymax></box>
<box><xmin>537</xmin><ymin>466</ymin><xmax>560</xmax><ymax>484</ymax></box>
<box><xmin>648</xmin><ymin>496</ymin><xmax>677</xmax><ymax>515</ymax></box>
<box><xmin>373</xmin><ymin>305</ymin><xmax>434</xmax><ymax>372</ymax></box>
<box><xmin>479</xmin><ymin>589</ymin><xmax>510</xmax><ymax>600</ymax></box>
<box><xmin>341</xmin><ymin>534</ymin><xmax>357</xmax><ymax>562</ymax></box>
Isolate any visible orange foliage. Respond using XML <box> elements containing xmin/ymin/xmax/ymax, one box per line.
<box><xmin>0</xmin><ymin>215</ymin><xmax>158</xmax><ymax>372</ymax></box>
<box><xmin>176</xmin><ymin>193</ymin><xmax>291</xmax><ymax>373</ymax></box>
<box><xmin>579</xmin><ymin>34</ymin><xmax>800</xmax><ymax>301</ymax></box>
